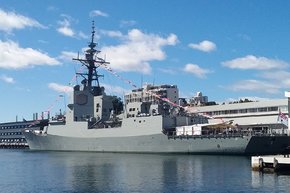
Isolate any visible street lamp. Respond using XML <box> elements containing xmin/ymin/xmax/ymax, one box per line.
<box><xmin>59</xmin><ymin>94</ymin><xmax>67</xmax><ymax>115</ymax></box>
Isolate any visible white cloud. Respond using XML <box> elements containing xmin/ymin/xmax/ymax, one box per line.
<box><xmin>120</xmin><ymin>20</ymin><xmax>137</xmax><ymax>27</ymax></box>
<box><xmin>102</xmin><ymin>83</ymin><xmax>130</xmax><ymax>96</ymax></box>
<box><xmin>90</xmin><ymin>10</ymin><xmax>109</xmax><ymax>17</ymax></box>
<box><xmin>57</xmin><ymin>18</ymin><xmax>75</xmax><ymax>37</ymax></box>
<box><xmin>58</xmin><ymin>27</ymin><xmax>74</xmax><ymax>37</ymax></box>
<box><xmin>0</xmin><ymin>75</ymin><xmax>15</xmax><ymax>84</ymax></box>
<box><xmin>225</xmin><ymin>79</ymin><xmax>279</xmax><ymax>94</ymax></box>
<box><xmin>183</xmin><ymin>63</ymin><xmax>211</xmax><ymax>78</ymax></box>
<box><xmin>48</xmin><ymin>83</ymin><xmax>73</xmax><ymax>93</ymax></box>
<box><xmin>158</xmin><ymin>68</ymin><xmax>176</xmax><ymax>75</ymax></box>
<box><xmin>259</xmin><ymin>70</ymin><xmax>290</xmax><ymax>80</ymax></box>
<box><xmin>0</xmin><ymin>9</ymin><xmax>44</xmax><ymax>32</ymax></box>
<box><xmin>221</xmin><ymin>70</ymin><xmax>290</xmax><ymax>96</ymax></box>
<box><xmin>188</xmin><ymin>40</ymin><xmax>216</xmax><ymax>52</ymax></box>
<box><xmin>38</xmin><ymin>39</ymin><xmax>49</xmax><ymax>44</ymax></box>
<box><xmin>222</xmin><ymin>55</ymin><xmax>289</xmax><ymax>70</ymax></box>
<box><xmin>57</xmin><ymin>17</ymin><xmax>87</xmax><ymax>39</ymax></box>
<box><xmin>101</xmin><ymin>30</ymin><xmax>123</xmax><ymax>38</ymax></box>
<box><xmin>58</xmin><ymin>51</ymin><xmax>78</xmax><ymax>61</ymax></box>
<box><xmin>259</xmin><ymin>71</ymin><xmax>290</xmax><ymax>88</ymax></box>
<box><xmin>48</xmin><ymin>82</ymin><xmax>127</xmax><ymax>96</ymax></box>
<box><xmin>78</xmin><ymin>31</ymin><xmax>89</xmax><ymax>39</ymax></box>
<box><xmin>47</xmin><ymin>6</ymin><xmax>58</xmax><ymax>12</ymax></box>
<box><xmin>0</xmin><ymin>40</ymin><xmax>60</xmax><ymax>69</ymax></box>
<box><xmin>101</xmin><ymin>29</ymin><xmax>178</xmax><ymax>74</ymax></box>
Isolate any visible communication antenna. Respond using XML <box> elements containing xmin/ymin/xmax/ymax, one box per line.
<box><xmin>72</xmin><ymin>20</ymin><xmax>109</xmax><ymax>90</ymax></box>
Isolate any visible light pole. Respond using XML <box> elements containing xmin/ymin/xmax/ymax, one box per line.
<box><xmin>59</xmin><ymin>94</ymin><xmax>67</xmax><ymax>115</ymax></box>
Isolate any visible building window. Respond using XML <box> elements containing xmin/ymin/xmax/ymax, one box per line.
<box><xmin>239</xmin><ymin>109</ymin><xmax>247</xmax><ymax>113</ymax></box>
<box><xmin>258</xmin><ymin>107</ymin><xmax>267</xmax><ymax>112</ymax></box>
<box><xmin>268</xmin><ymin>106</ymin><xmax>278</xmax><ymax>111</ymax></box>
<box><xmin>249</xmin><ymin>108</ymin><xmax>257</xmax><ymax>113</ymax></box>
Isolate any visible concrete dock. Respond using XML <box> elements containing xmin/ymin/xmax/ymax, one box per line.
<box><xmin>252</xmin><ymin>155</ymin><xmax>290</xmax><ymax>173</ymax></box>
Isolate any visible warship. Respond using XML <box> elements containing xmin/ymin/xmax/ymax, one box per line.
<box><xmin>23</xmin><ymin>23</ymin><xmax>290</xmax><ymax>155</ymax></box>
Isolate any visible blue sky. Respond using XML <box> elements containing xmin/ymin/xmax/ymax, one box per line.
<box><xmin>1</xmin><ymin>0</ymin><xmax>290</xmax><ymax>122</ymax></box>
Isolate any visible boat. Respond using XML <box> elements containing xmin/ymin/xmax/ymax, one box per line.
<box><xmin>23</xmin><ymin>23</ymin><xmax>290</xmax><ymax>155</ymax></box>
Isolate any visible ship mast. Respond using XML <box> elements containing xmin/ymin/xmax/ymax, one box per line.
<box><xmin>73</xmin><ymin>21</ymin><xmax>109</xmax><ymax>91</ymax></box>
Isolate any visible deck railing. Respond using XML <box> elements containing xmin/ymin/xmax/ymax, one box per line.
<box><xmin>165</xmin><ymin>130</ymin><xmax>287</xmax><ymax>140</ymax></box>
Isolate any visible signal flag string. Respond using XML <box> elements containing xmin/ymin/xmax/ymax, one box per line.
<box><xmin>28</xmin><ymin>65</ymin><xmax>85</xmax><ymax>127</ymax></box>
<box><xmin>103</xmin><ymin>63</ymin><xmax>182</xmax><ymax>109</ymax></box>
<box><xmin>100</xmin><ymin>63</ymin><xmax>182</xmax><ymax>107</ymax></box>
<box><xmin>99</xmin><ymin>63</ymin><xmax>221</xmax><ymax>121</ymax></box>
<box><xmin>27</xmin><ymin>60</ymin><xmax>220</xmax><ymax>129</ymax></box>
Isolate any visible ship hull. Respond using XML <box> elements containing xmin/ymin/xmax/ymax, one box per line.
<box><xmin>23</xmin><ymin>131</ymin><xmax>290</xmax><ymax>155</ymax></box>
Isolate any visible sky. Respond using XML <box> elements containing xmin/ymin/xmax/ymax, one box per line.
<box><xmin>1</xmin><ymin>0</ymin><xmax>290</xmax><ymax>122</ymax></box>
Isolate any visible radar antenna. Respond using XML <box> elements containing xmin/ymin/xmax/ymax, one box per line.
<box><xmin>73</xmin><ymin>21</ymin><xmax>109</xmax><ymax>92</ymax></box>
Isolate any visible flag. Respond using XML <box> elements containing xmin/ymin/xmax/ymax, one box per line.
<box><xmin>277</xmin><ymin>108</ymin><xmax>288</xmax><ymax>127</ymax></box>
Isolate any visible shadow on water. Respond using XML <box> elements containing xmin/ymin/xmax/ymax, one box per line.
<box><xmin>1</xmin><ymin>149</ymin><xmax>290</xmax><ymax>193</ymax></box>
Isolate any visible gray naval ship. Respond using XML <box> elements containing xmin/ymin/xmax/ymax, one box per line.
<box><xmin>23</xmin><ymin>23</ymin><xmax>290</xmax><ymax>155</ymax></box>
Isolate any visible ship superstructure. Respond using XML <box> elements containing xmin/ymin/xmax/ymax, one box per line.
<box><xmin>23</xmin><ymin>22</ymin><xmax>290</xmax><ymax>155</ymax></box>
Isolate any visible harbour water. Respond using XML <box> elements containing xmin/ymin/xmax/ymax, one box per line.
<box><xmin>1</xmin><ymin>150</ymin><xmax>290</xmax><ymax>193</ymax></box>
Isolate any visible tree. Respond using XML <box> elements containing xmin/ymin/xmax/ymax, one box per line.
<box><xmin>112</xmin><ymin>97</ymin><xmax>123</xmax><ymax>114</ymax></box>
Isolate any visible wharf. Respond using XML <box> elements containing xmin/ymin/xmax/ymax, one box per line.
<box><xmin>252</xmin><ymin>155</ymin><xmax>290</xmax><ymax>173</ymax></box>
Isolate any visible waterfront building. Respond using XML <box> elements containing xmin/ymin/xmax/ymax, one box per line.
<box><xmin>190</xmin><ymin>92</ymin><xmax>208</xmax><ymax>106</ymax></box>
<box><xmin>188</xmin><ymin>95</ymin><xmax>288</xmax><ymax>133</ymax></box>
<box><xmin>0</xmin><ymin>118</ymin><xmax>48</xmax><ymax>148</ymax></box>
<box><xmin>124</xmin><ymin>84</ymin><xmax>179</xmax><ymax>104</ymax></box>
<box><xmin>0</xmin><ymin>120</ymin><xmax>32</xmax><ymax>148</ymax></box>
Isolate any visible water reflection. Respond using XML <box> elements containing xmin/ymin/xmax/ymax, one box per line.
<box><xmin>1</xmin><ymin>150</ymin><xmax>290</xmax><ymax>193</ymax></box>
<box><xmin>58</xmin><ymin>153</ymin><xmax>252</xmax><ymax>192</ymax></box>
<box><xmin>251</xmin><ymin>171</ymin><xmax>290</xmax><ymax>192</ymax></box>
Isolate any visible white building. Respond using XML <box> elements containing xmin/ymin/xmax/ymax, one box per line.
<box><xmin>190</xmin><ymin>92</ymin><xmax>208</xmax><ymax>106</ymax></box>
<box><xmin>189</xmin><ymin>98</ymin><xmax>288</xmax><ymax>133</ymax></box>
<box><xmin>124</xmin><ymin>84</ymin><xmax>178</xmax><ymax>104</ymax></box>
<box><xmin>124</xmin><ymin>84</ymin><xmax>179</xmax><ymax>117</ymax></box>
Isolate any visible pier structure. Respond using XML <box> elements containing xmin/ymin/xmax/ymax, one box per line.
<box><xmin>252</xmin><ymin>155</ymin><xmax>290</xmax><ymax>173</ymax></box>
